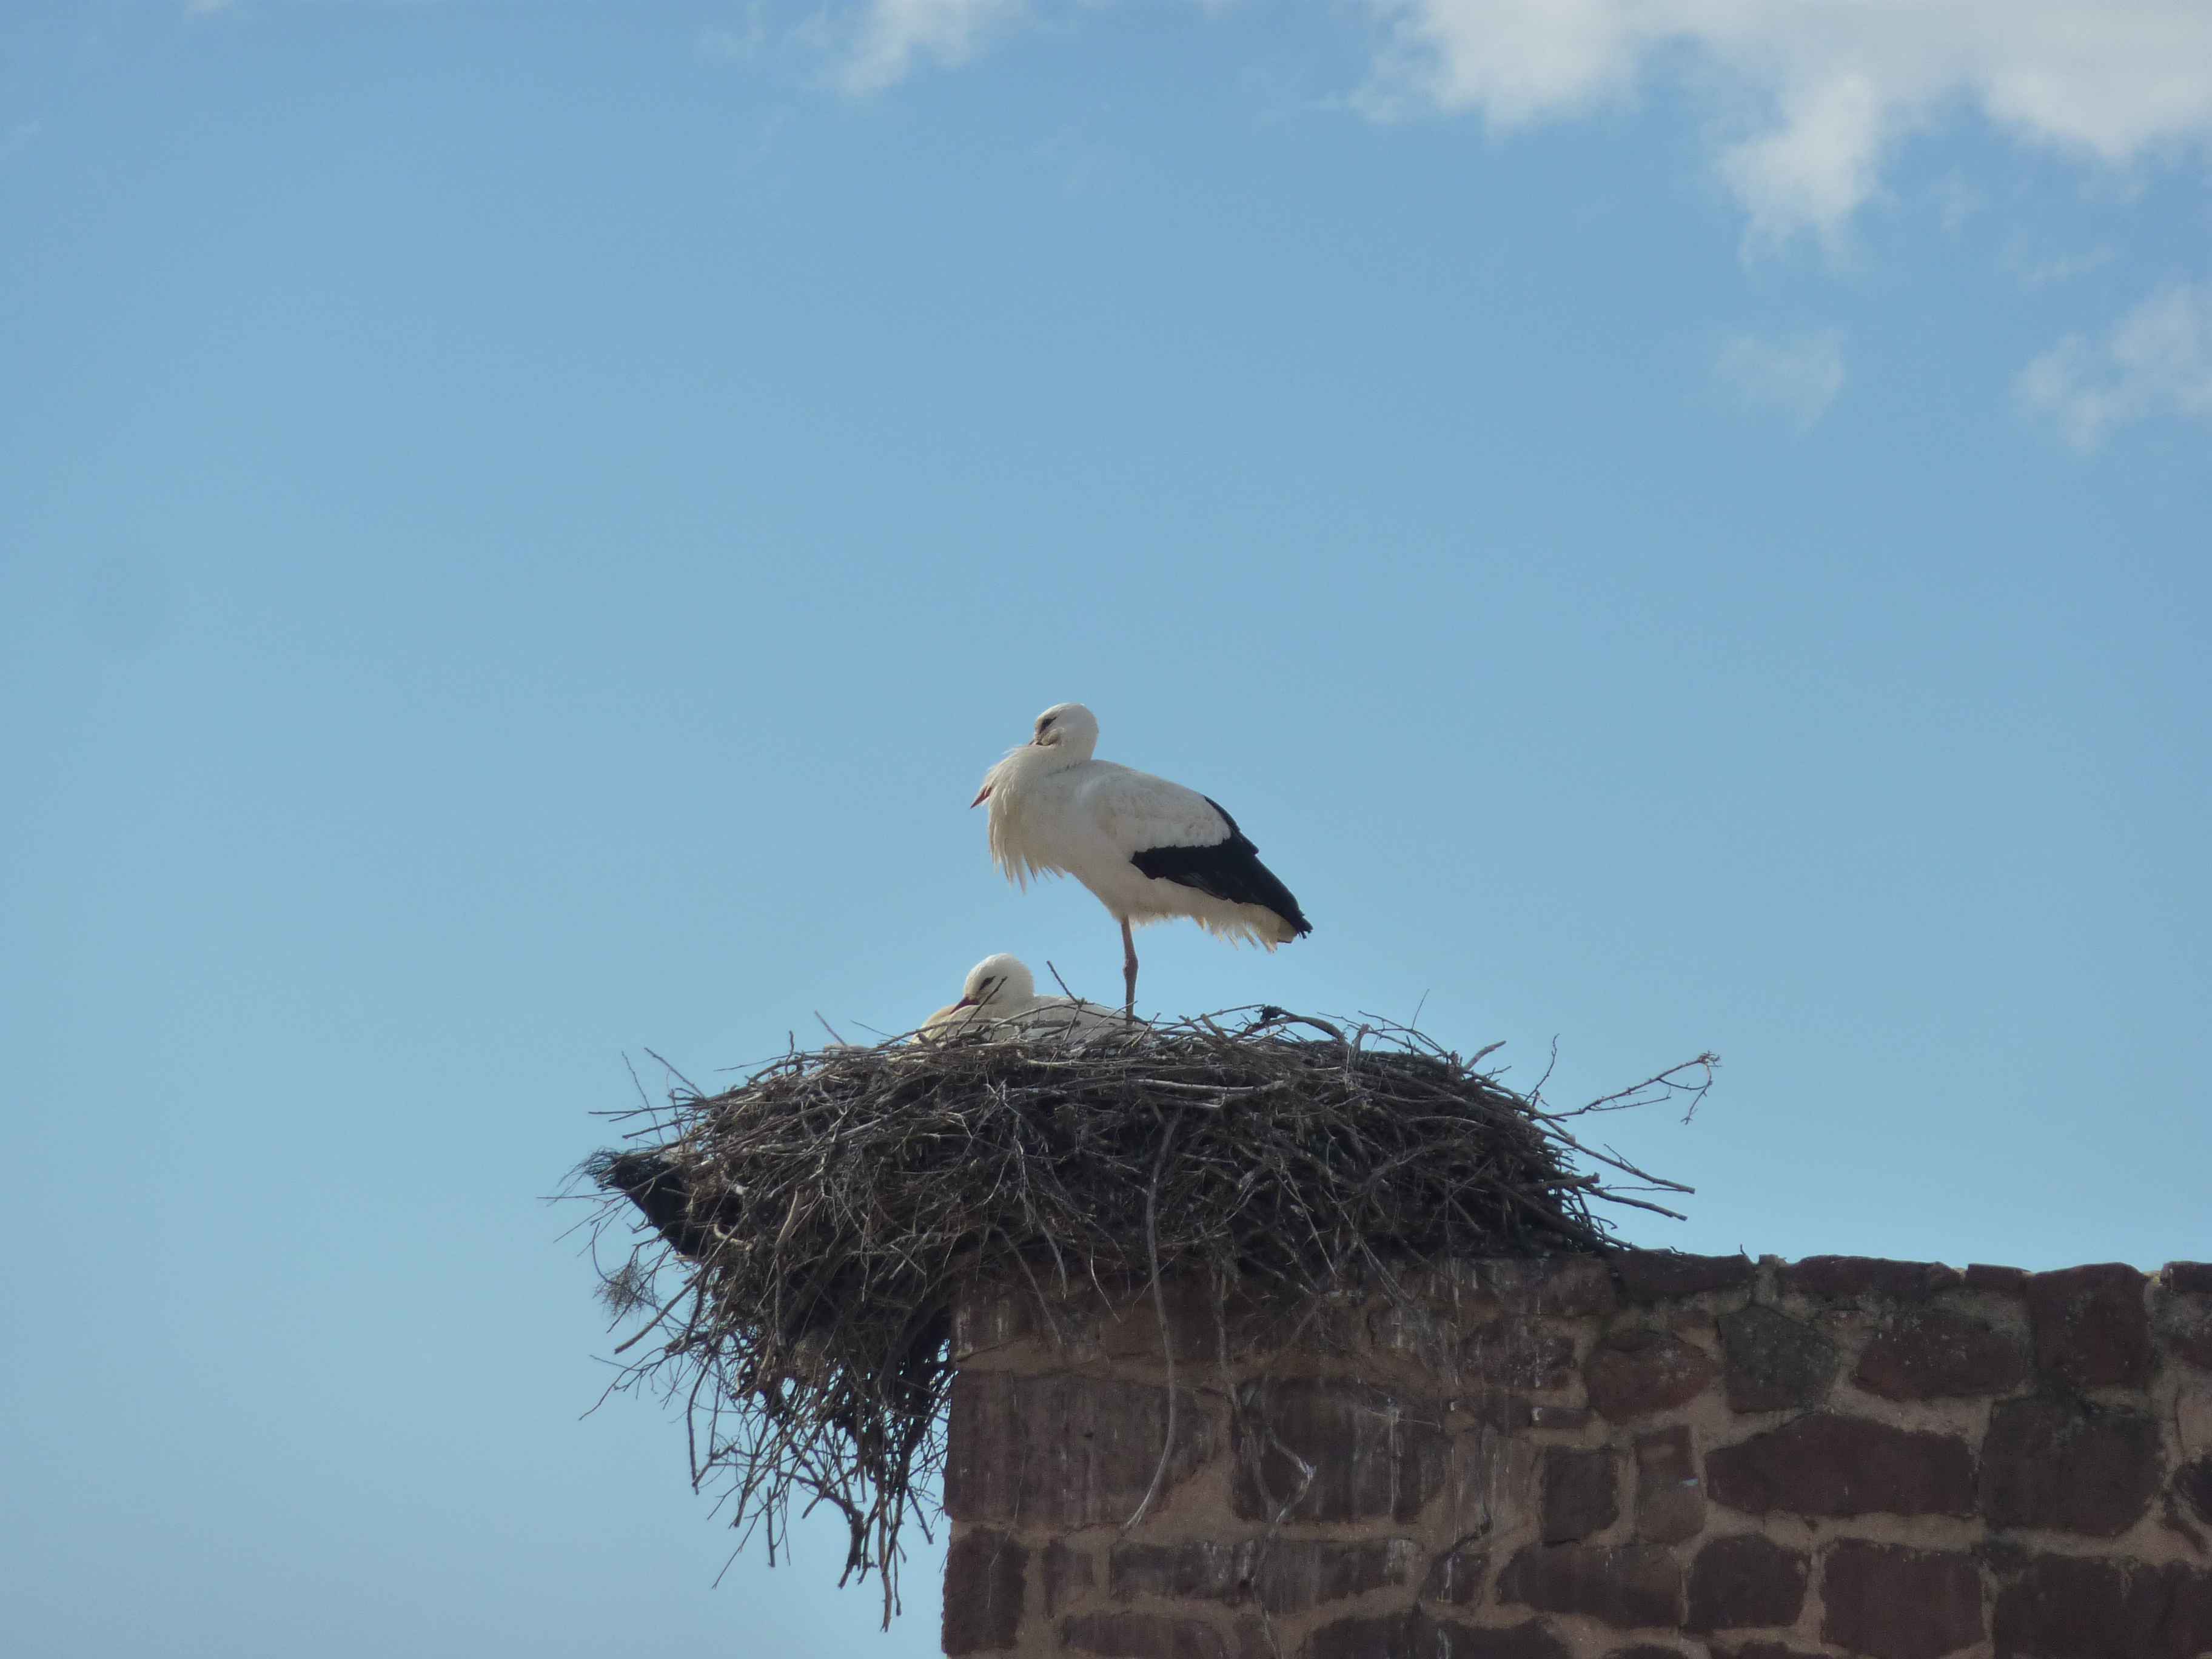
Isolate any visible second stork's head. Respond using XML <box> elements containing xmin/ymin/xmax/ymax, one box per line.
<box><xmin>955</xmin><ymin>953</ymin><xmax>1036</xmax><ymax>1011</ymax></box>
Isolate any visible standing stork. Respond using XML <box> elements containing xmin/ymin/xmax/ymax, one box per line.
<box><xmin>970</xmin><ymin>703</ymin><xmax>1312</xmax><ymax>1016</ymax></box>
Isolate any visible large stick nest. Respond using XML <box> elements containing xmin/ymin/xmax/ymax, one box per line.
<box><xmin>577</xmin><ymin>1007</ymin><xmax>1710</xmax><ymax>1624</ymax></box>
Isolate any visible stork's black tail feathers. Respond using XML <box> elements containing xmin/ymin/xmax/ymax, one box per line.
<box><xmin>1130</xmin><ymin>795</ymin><xmax>1313</xmax><ymax>938</ymax></box>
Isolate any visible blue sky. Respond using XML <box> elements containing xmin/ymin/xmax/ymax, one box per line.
<box><xmin>2</xmin><ymin>4</ymin><xmax>2207</xmax><ymax>1655</ymax></box>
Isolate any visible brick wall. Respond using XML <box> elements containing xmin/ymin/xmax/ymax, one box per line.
<box><xmin>939</xmin><ymin>1256</ymin><xmax>2212</xmax><ymax>1658</ymax></box>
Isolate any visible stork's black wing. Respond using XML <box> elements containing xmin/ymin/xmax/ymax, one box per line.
<box><xmin>1130</xmin><ymin>796</ymin><xmax>1312</xmax><ymax>936</ymax></box>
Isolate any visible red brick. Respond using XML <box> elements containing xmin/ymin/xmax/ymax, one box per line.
<box><xmin>2177</xmin><ymin>1455</ymin><xmax>2212</xmax><ymax>1527</ymax></box>
<box><xmin>1062</xmin><ymin>1612</ymin><xmax>1267</xmax><ymax>1659</ymax></box>
<box><xmin>1463</xmin><ymin>1327</ymin><xmax>1578</xmax><ymax>1392</ymax></box>
<box><xmin>1704</xmin><ymin>1412</ymin><xmax>1976</xmax><ymax>1518</ymax></box>
<box><xmin>1634</xmin><ymin>1426</ymin><xmax>1705</xmax><ymax>1544</ymax></box>
<box><xmin>1108</xmin><ymin>1538</ymin><xmax>1416</xmax><ymax>1615</ymax></box>
<box><xmin>2162</xmin><ymin>1262</ymin><xmax>2212</xmax><ymax>1296</ymax></box>
<box><xmin>1498</xmin><ymin>1543</ymin><xmax>1683</xmax><ymax>1630</ymax></box>
<box><xmin>1783</xmin><ymin>1255</ymin><xmax>1962</xmax><ymax>1300</ymax></box>
<box><xmin>1422</xmin><ymin>1545</ymin><xmax>1489</xmax><ymax>1606</ymax></box>
<box><xmin>1230</xmin><ymin>1378</ymin><xmax>1447</xmax><ymax>1523</ymax></box>
<box><xmin>1980</xmin><ymin>1396</ymin><xmax>2162</xmax><ymax>1536</ymax></box>
<box><xmin>1686</xmin><ymin>1533</ymin><xmax>1809</xmax><ymax>1632</ymax></box>
<box><xmin>1542</xmin><ymin>1446</ymin><xmax>1620</xmax><ymax>1544</ymax></box>
<box><xmin>946</xmin><ymin>1370</ymin><xmax>1212</xmax><ymax>1527</ymax></box>
<box><xmin>1718</xmin><ymin>1304</ymin><xmax>1839</xmax><ymax>1411</ymax></box>
<box><xmin>2157</xmin><ymin>1292</ymin><xmax>2212</xmax><ymax>1372</ymax></box>
<box><xmin>1045</xmin><ymin>1541</ymin><xmax>1096</xmax><ymax>1614</ymax></box>
<box><xmin>1611</xmin><ymin>1250</ymin><xmax>1756</xmax><ymax>1304</ymax></box>
<box><xmin>1821</xmin><ymin>1541</ymin><xmax>1983</xmax><ymax>1659</ymax></box>
<box><xmin>1854</xmin><ymin>1305</ymin><xmax>2031</xmax><ymax>1399</ymax></box>
<box><xmin>1310</xmin><ymin>1612</ymin><xmax>1570</xmax><ymax>1659</ymax></box>
<box><xmin>944</xmin><ymin>1530</ymin><xmax>1027</xmax><ymax>1655</ymax></box>
<box><xmin>2023</xmin><ymin>1263</ymin><xmax>2153</xmax><ymax>1389</ymax></box>
<box><xmin>1584</xmin><ymin>1329</ymin><xmax>1720</xmax><ymax>1421</ymax></box>
<box><xmin>1991</xmin><ymin>1553</ymin><xmax>2212</xmax><ymax>1659</ymax></box>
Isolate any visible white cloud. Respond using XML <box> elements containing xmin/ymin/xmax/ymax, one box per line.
<box><xmin>1715</xmin><ymin>327</ymin><xmax>1847</xmax><ymax>429</ymax></box>
<box><xmin>1356</xmin><ymin>1</ymin><xmax>2212</xmax><ymax>246</ymax></box>
<box><xmin>841</xmin><ymin>0</ymin><xmax>1024</xmax><ymax>96</ymax></box>
<box><xmin>2015</xmin><ymin>280</ymin><xmax>2212</xmax><ymax>449</ymax></box>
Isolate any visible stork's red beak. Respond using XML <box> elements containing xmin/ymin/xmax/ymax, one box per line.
<box><xmin>970</xmin><ymin>783</ymin><xmax>991</xmax><ymax>808</ymax></box>
<box><xmin>953</xmin><ymin>995</ymin><xmax>979</xmax><ymax>1010</ymax></box>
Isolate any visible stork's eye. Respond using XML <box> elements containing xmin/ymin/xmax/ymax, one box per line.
<box><xmin>1038</xmin><ymin>716</ymin><xmax>1056</xmax><ymax>732</ymax></box>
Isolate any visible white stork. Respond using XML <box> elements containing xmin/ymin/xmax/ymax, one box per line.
<box><xmin>919</xmin><ymin>953</ymin><xmax>1118</xmax><ymax>1040</ymax></box>
<box><xmin>970</xmin><ymin>703</ymin><xmax>1312</xmax><ymax>1016</ymax></box>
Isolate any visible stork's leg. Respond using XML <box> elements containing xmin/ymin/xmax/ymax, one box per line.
<box><xmin>1120</xmin><ymin>917</ymin><xmax>1139</xmax><ymax>1021</ymax></box>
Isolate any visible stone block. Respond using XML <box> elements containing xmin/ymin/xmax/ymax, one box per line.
<box><xmin>1685</xmin><ymin>1533</ymin><xmax>1809</xmax><ymax>1632</ymax></box>
<box><xmin>1634</xmin><ymin>1426</ymin><xmax>1705</xmax><ymax>1544</ymax></box>
<box><xmin>1529</xmin><ymin>1404</ymin><xmax>1591</xmax><ymax>1431</ymax></box>
<box><xmin>1498</xmin><ymin>1543</ymin><xmax>1683</xmax><ymax>1630</ymax></box>
<box><xmin>1584</xmin><ymin>1329</ymin><xmax>1720</xmax><ymax>1421</ymax></box>
<box><xmin>1980</xmin><ymin>1396</ymin><xmax>2162</xmax><ymax>1536</ymax></box>
<box><xmin>1542</xmin><ymin>1446</ymin><xmax>1620</xmax><ymax>1543</ymax></box>
<box><xmin>2023</xmin><ymin>1263</ymin><xmax>2153</xmax><ymax>1389</ymax></box>
<box><xmin>1782</xmin><ymin>1255</ymin><xmax>1962</xmax><ymax>1301</ymax></box>
<box><xmin>1612</xmin><ymin>1251</ymin><xmax>1756</xmax><ymax>1304</ymax></box>
<box><xmin>1310</xmin><ymin>1612</ymin><xmax>1571</xmax><ymax>1659</ymax></box>
<box><xmin>943</xmin><ymin>1529</ymin><xmax>1027</xmax><ymax>1655</ymax></box>
<box><xmin>1231</xmin><ymin>1378</ymin><xmax>1447</xmax><ymax>1523</ymax></box>
<box><xmin>1704</xmin><ymin>1412</ymin><xmax>1975</xmax><ymax>1518</ymax></box>
<box><xmin>1422</xmin><ymin>1545</ymin><xmax>1489</xmax><ymax>1606</ymax></box>
<box><xmin>1109</xmin><ymin>1538</ymin><xmax>1417</xmax><ymax>1615</ymax></box>
<box><xmin>1820</xmin><ymin>1541</ymin><xmax>1983</xmax><ymax>1659</ymax></box>
<box><xmin>1966</xmin><ymin>1262</ymin><xmax>2031</xmax><ymax>1293</ymax></box>
<box><xmin>1718</xmin><ymin>1304</ymin><xmax>1840</xmax><ymax>1411</ymax></box>
<box><xmin>1062</xmin><ymin>1612</ymin><xmax>1266</xmax><ymax>1659</ymax></box>
<box><xmin>1854</xmin><ymin>1305</ymin><xmax>2031</xmax><ymax>1399</ymax></box>
<box><xmin>1991</xmin><ymin>1553</ymin><xmax>2212</xmax><ymax>1659</ymax></box>
<box><xmin>946</xmin><ymin>1370</ymin><xmax>1212</xmax><ymax>1527</ymax></box>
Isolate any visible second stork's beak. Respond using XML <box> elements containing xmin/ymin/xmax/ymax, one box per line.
<box><xmin>953</xmin><ymin>995</ymin><xmax>979</xmax><ymax>1010</ymax></box>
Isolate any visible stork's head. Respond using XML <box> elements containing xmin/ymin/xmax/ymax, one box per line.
<box><xmin>954</xmin><ymin>953</ymin><xmax>1036</xmax><ymax>1011</ymax></box>
<box><xmin>971</xmin><ymin>702</ymin><xmax>1099</xmax><ymax>806</ymax></box>
<box><xmin>1028</xmin><ymin>702</ymin><xmax>1099</xmax><ymax>761</ymax></box>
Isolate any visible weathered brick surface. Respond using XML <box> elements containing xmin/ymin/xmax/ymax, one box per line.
<box><xmin>1230</xmin><ymin>1379</ymin><xmax>1447</xmax><ymax>1523</ymax></box>
<box><xmin>1541</xmin><ymin>1446</ymin><xmax>1619</xmax><ymax>1544</ymax></box>
<box><xmin>1109</xmin><ymin>1538</ymin><xmax>1417</xmax><ymax>1614</ymax></box>
<box><xmin>1991</xmin><ymin>1553</ymin><xmax>2212</xmax><ymax>1659</ymax></box>
<box><xmin>1718</xmin><ymin>1304</ymin><xmax>1839</xmax><ymax>1411</ymax></box>
<box><xmin>2024</xmin><ymin>1263</ymin><xmax>2153</xmax><ymax>1389</ymax></box>
<box><xmin>946</xmin><ymin>1370</ymin><xmax>1212</xmax><ymax>1526</ymax></box>
<box><xmin>1612</xmin><ymin>1251</ymin><xmax>1755</xmax><ymax>1304</ymax></box>
<box><xmin>1310</xmin><ymin>1612</ymin><xmax>1571</xmax><ymax>1659</ymax></box>
<box><xmin>1421</xmin><ymin>1544</ymin><xmax>1489</xmax><ymax>1605</ymax></box>
<box><xmin>1463</xmin><ymin>1327</ymin><xmax>1577</xmax><ymax>1392</ymax></box>
<box><xmin>1634</xmin><ymin>1426</ymin><xmax>1705</xmax><ymax>1543</ymax></box>
<box><xmin>1045</xmin><ymin>1540</ymin><xmax>1096</xmax><ymax>1614</ymax></box>
<box><xmin>1498</xmin><ymin>1543</ymin><xmax>1683</xmax><ymax>1629</ymax></box>
<box><xmin>1062</xmin><ymin>1610</ymin><xmax>1266</xmax><ymax>1659</ymax></box>
<box><xmin>1685</xmin><ymin>1533</ymin><xmax>1809</xmax><ymax>1632</ymax></box>
<box><xmin>1584</xmin><ymin>1329</ymin><xmax>1720</xmax><ymax>1421</ymax></box>
<box><xmin>1854</xmin><ymin>1304</ymin><xmax>2031</xmax><ymax>1399</ymax></box>
<box><xmin>2157</xmin><ymin>1292</ymin><xmax>2212</xmax><ymax>1372</ymax></box>
<box><xmin>2176</xmin><ymin>1455</ymin><xmax>2212</xmax><ymax>1526</ymax></box>
<box><xmin>2162</xmin><ymin>1261</ymin><xmax>2212</xmax><ymax>1295</ymax></box>
<box><xmin>1820</xmin><ymin>1541</ymin><xmax>1983</xmax><ymax>1659</ymax></box>
<box><xmin>943</xmin><ymin>1530</ymin><xmax>1026</xmax><ymax>1655</ymax></box>
<box><xmin>1782</xmin><ymin>1255</ymin><xmax>1962</xmax><ymax>1300</ymax></box>
<box><xmin>943</xmin><ymin>1261</ymin><xmax>2211</xmax><ymax>1658</ymax></box>
<box><xmin>1704</xmin><ymin>1412</ymin><xmax>1976</xmax><ymax>1518</ymax></box>
<box><xmin>1980</xmin><ymin>1396</ymin><xmax>2163</xmax><ymax>1536</ymax></box>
